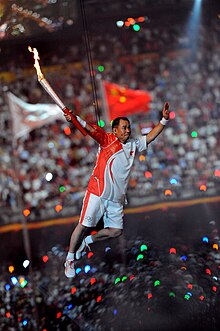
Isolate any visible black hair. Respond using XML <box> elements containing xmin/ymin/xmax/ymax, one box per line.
<box><xmin>111</xmin><ymin>117</ymin><xmax>130</xmax><ymax>130</ymax></box>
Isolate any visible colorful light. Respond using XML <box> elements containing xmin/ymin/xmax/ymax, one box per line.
<box><xmin>212</xmin><ymin>286</ymin><xmax>217</xmax><ymax>292</ymax></box>
<box><xmin>127</xmin><ymin>17</ymin><xmax>136</xmax><ymax>24</ymax></box>
<box><xmin>8</xmin><ymin>265</ymin><xmax>14</xmax><ymax>273</ymax></box>
<box><xmin>45</xmin><ymin>172</ymin><xmax>53</xmax><ymax>181</ymax></box>
<box><xmin>180</xmin><ymin>255</ymin><xmax>187</xmax><ymax>261</ymax></box>
<box><xmin>214</xmin><ymin>169</ymin><xmax>220</xmax><ymax>177</ymax></box>
<box><xmin>23</xmin><ymin>260</ymin><xmax>30</xmax><ymax>268</ymax></box>
<box><xmin>137</xmin><ymin>253</ymin><xmax>144</xmax><ymax>261</ymax></box>
<box><xmin>23</xmin><ymin>209</ymin><xmax>30</xmax><ymax>217</ymax></box>
<box><xmin>90</xmin><ymin>278</ymin><xmax>97</xmax><ymax>285</ymax></box>
<box><xmin>55</xmin><ymin>204</ymin><xmax>62</xmax><ymax>212</ymax></box>
<box><xmin>42</xmin><ymin>255</ymin><xmax>49</xmax><ymax>263</ymax></box>
<box><xmin>140</xmin><ymin>244</ymin><xmax>148</xmax><ymax>252</ymax></box>
<box><xmin>88</xmin><ymin>252</ymin><xmax>94</xmax><ymax>258</ymax></box>
<box><xmin>96</xmin><ymin>295</ymin><xmax>102</xmax><ymax>302</ymax></box>
<box><xmin>122</xmin><ymin>276</ymin><xmax>127</xmax><ymax>282</ymax></box>
<box><xmin>213</xmin><ymin>243</ymin><xmax>218</xmax><ymax>250</ymax></box>
<box><xmin>137</xmin><ymin>16</ymin><xmax>145</xmax><ymax>22</ymax></box>
<box><xmin>139</xmin><ymin>155</ymin><xmax>145</xmax><ymax>161</ymax></box>
<box><xmin>200</xmin><ymin>184</ymin><xmax>207</xmax><ymax>191</ymax></box>
<box><xmin>144</xmin><ymin>171</ymin><xmax>152</xmax><ymax>178</ymax></box>
<box><xmin>165</xmin><ymin>189</ymin><xmax>172</xmax><ymax>196</ymax></box>
<box><xmin>5</xmin><ymin>284</ymin><xmax>10</xmax><ymax>291</ymax></box>
<box><xmin>22</xmin><ymin>320</ymin><xmax>28</xmax><ymax>326</ymax></box>
<box><xmin>20</xmin><ymin>279</ymin><xmax>28</xmax><ymax>288</ymax></box>
<box><xmin>205</xmin><ymin>268</ymin><xmax>211</xmax><ymax>275</ymax></box>
<box><xmin>169</xmin><ymin>292</ymin><xmax>175</xmax><ymax>297</ymax></box>
<box><xmin>169</xmin><ymin>111</ymin><xmax>175</xmax><ymax>119</ymax></box>
<box><xmin>133</xmin><ymin>24</ymin><xmax>141</xmax><ymax>31</ymax></box>
<box><xmin>170</xmin><ymin>178</ymin><xmax>177</xmax><ymax>185</ymax></box>
<box><xmin>116</xmin><ymin>20</ymin><xmax>124</xmax><ymax>28</ymax></box>
<box><xmin>11</xmin><ymin>276</ymin><xmax>18</xmax><ymax>285</ymax></box>
<box><xmin>59</xmin><ymin>185</ymin><xmax>65</xmax><ymax>193</ymax></box>
<box><xmin>202</xmin><ymin>236</ymin><xmax>209</xmax><ymax>243</ymax></box>
<box><xmin>76</xmin><ymin>268</ymin><xmax>81</xmax><ymax>274</ymax></box>
<box><xmin>98</xmin><ymin>120</ymin><xmax>105</xmax><ymax>127</ymax></box>
<box><xmin>114</xmin><ymin>277</ymin><xmax>121</xmax><ymax>284</ymax></box>
<box><xmin>71</xmin><ymin>287</ymin><xmax>77</xmax><ymax>294</ymax></box>
<box><xmin>84</xmin><ymin>265</ymin><xmax>91</xmax><ymax>273</ymax></box>
<box><xmin>98</xmin><ymin>65</ymin><xmax>104</xmax><ymax>72</ymax></box>
<box><xmin>169</xmin><ymin>247</ymin><xmax>176</xmax><ymax>254</ymax></box>
<box><xmin>191</xmin><ymin>131</ymin><xmax>198</xmax><ymax>138</ymax></box>
<box><xmin>116</xmin><ymin>16</ymin><xmax>145</xmax><ymax>30</ymax></box>
<box><xmin>64</xmin><ymin>126</ymin><xmax>71</xmax><ymax>135</ymax></box>
<box><xmin>154</xmin><ymin>280</ymin><xmax>161</xmax><ymax>286</ymax></box>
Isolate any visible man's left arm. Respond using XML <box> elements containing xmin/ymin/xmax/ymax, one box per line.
<box><xmin>146</xmin><ymin>102</ymin><xmax>170</xmax><ymax>145</ymax></box>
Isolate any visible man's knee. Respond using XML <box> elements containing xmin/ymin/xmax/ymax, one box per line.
<box><xmin>109</xmin><ymin>228</ymin><xmax>122</xmax><ymax>238</ymax></box>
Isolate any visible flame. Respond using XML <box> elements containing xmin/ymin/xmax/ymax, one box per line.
<box><xmin>28</xmin><ymin>46</ymin><xmax>44</xmax><ymax>80</ymax></box>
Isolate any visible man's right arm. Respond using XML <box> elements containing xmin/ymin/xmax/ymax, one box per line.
<box><xmin>64</xmin><ymin>111</ymin><xmax>107</xmax><ymax>145</ymax></box>
<box><xmin>64</xmin><ymin>111</ymin><xmax>95</xmax><ymax>133</ymax></box>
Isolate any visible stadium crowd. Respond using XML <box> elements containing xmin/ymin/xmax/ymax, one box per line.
<box><xmin>0</xmin><ymin>8</ymin><xmax>220</xmax><ymax>331</ymax></box>
<box><xmin>1</xmin><ymin>218</ymin><xmax>220</xmax><ymax>330</ymax></box>
<box><xmin>0</xmin><ymin>16</ymin><xmax>219</xmax><ymax>223</ymax></box>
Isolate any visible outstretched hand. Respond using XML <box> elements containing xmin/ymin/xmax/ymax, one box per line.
<box><xmin>162</xmin><ymin>102</ymin><xmax>170</xmax><ymax>120</ymax></box>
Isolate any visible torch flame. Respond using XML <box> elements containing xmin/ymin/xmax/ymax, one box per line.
<box><xmin>28</xmin><ymin>46</ymin><xmax>44</xmax><ymax>81</ymax></box>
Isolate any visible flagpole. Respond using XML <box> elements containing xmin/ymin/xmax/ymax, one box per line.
<box><xmin>10</xmin><ymin>135</ymin><xmax>39</xmax><ymax>330</ymax></box>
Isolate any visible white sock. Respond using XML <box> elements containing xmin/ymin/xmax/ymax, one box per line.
<box><xmin>85</xmin><ymin>235</ymin><xmax>93</xmax><ymax>245</ymax></box>
<box><xmin>67</xmin><ymin>252</ymin><xmax>74</xmax><ymax>260</ymax></box>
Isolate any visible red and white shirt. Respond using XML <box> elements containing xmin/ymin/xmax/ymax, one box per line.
<box><xmin>87</xmin><ymin>124</ymin><xmax>147</xmax><ymax>203</ymax></box>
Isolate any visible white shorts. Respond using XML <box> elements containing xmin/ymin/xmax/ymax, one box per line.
<box><xmin>79</xmin><ymin>191</ymin><xmax>124</xmax><ymax>229</ymax></box>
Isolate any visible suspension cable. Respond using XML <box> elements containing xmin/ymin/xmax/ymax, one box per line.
<box><xmin>79</xmin><ymin>0</ymin><xmax>101</xmax><ymax>124</ymax></box>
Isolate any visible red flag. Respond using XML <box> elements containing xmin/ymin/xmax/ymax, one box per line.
<box><xmin>102</xmin><ymin>80</ymin><xmax>152</xmax><ymax>121</ymax></box>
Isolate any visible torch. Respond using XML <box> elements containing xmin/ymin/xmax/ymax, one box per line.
<box><xmin>28</xmin><ymin>46</ymin><xmax>87</xmax><ymax>136</ymax></box>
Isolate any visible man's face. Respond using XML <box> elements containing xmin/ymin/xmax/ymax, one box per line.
<box><xmin>113</xmin><ymin>119</ymin><xmax>131</xmax><ymax>144</ymax></box>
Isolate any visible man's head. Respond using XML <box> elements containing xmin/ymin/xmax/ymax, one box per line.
<box><xmin>111</xmin><ymin>117</ymin><xmax>131</xmax><ymax>144</ymax></box>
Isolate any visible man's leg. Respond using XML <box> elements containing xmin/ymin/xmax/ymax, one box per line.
<box><xmin>64</xmin><ymin>223</ymin><xmax>88</xmax><ymax>278</ymax></box>
<box><xmin>75</xmin><ymin>227</ymin><xmax>122</xmax><ymax>260</ymax></box>
<box><xmin>92</xmin><ymin>227</ymin><xmax>122</xmax><ymax>242</ymax></box>
<box><xmin>68</xmin><ymin>223</ymin><xmax>88</xmax><ymax>253</ymax></box>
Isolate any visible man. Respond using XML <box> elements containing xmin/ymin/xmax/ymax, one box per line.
<box><xmin>64</xmin><ymin>102</ymin><xmax>170</xmax><ymax>278</ymax></box>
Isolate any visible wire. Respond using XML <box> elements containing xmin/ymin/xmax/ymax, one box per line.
<box><xmin>79</xmin><ymin>0</ymin><xmax>101</xmax><ymax>124</ymax></box>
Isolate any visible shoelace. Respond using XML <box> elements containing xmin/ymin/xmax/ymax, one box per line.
<box><xmin>65</xmin><ymin>259</ymin><xmax>74</xmax><ymax>268</ymax></box>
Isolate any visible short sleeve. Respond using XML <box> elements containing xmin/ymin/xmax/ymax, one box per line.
<box><xmin>135</xmin><ymin>136</ymin><xmax>147</xmax><ymax>152</ymax></box>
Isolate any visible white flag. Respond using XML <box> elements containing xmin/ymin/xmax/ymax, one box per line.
<box><xmin>7</xmin><ymin>92</ymin><xmax>65</xmax><ymax>140</ymax></box>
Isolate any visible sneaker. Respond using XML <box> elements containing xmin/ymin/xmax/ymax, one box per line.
<box><xmin>64</xmin><ymin>259</ymin><xmax>76</xmax><ymax>278</ymax></box>
<box><xmin>75</xmin><ymin>239</ymin><xmax>91</xmax><ymax>260</ymax></box>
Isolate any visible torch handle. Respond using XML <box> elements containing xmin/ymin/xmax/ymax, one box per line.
<box><xmin>63</xmin><ymin>108</ymin><xmax>87</xmax><ymax>136</ymax></box>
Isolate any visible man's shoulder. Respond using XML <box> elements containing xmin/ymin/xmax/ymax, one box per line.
<box><xmin>107</xmin><ymin>132</ymin><xmax>117</xmax><ymax>141</ymax></box>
